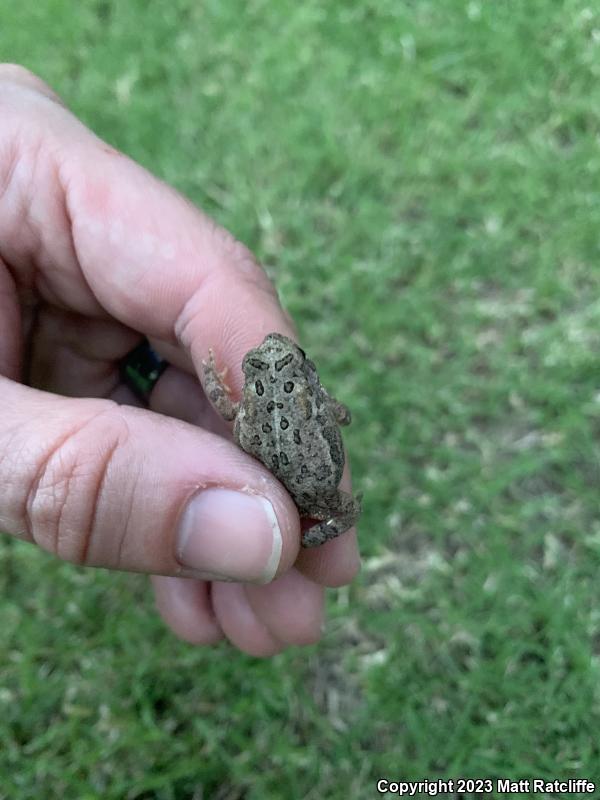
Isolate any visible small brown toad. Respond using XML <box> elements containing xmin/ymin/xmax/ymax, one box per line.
<box><xmin>203</xmin><ymin>333</ymin><xmax>361</xmax><ymax>547</ymax></box>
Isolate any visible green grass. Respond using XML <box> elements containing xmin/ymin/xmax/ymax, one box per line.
<box><xmin>2</xmin><ymin>0</ymin><xmax>600</xmax><ymax>795</ymax></box>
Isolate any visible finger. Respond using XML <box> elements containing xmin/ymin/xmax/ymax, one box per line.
<box><xmin>28</xmin><ymin>305</ymin><xmax>140</xmax><ymax>397</ymax></box>
<box><xmin>151</xmin><ymin>575</ymin><xmax>223</xmax><ymax>645</ymax></box>
<box><xmin>0</xmin><ymin>378</ymin><xmax>300</xmax><ymax>582</ymax></box>
<box><xmin>211</xmin><ymin>581</ymin><xmax>284</xmax><ymax>657</ymax></box>
<box><xmin>295</xmin><ymin>526</ymin><xmax>361</xmax><ymax>587</ymax></box>
<box><xmin>109</xmin><ymin>383</ymin><xmax>143</xmax><ymax>407</ymax></box>
<box><xmin>26</xmin><ymin>306</ymin><xmax>226</xmax><ymax>434</ymax></box>
<box><xmin>154</xmin><ymin>569</ymin><xmax>324</xmax><ymax>650</ymax></box>
<box><xmin>244</xmin><ymin>568</ymin><xmax>324</xmax><ymax>646</ymax></box>
<box><xmin>0</xmin><ymin>70</ymin><xmax>287</xmax><ymax>394</ymax></box>
<box><xmin>26</xmin><ymin>303</ymin><xmax>200</xmax><ymax>401</ymax></box>
<box><xmin>149</xmin><ymin>366</ymin><xmax>230</xmax><ymax>436</ymax></box>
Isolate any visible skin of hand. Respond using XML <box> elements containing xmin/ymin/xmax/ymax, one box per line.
<box><xmin>0</xmin><ymin>64</ymin><xmax>360</xmax><ymax>657</ymax></box>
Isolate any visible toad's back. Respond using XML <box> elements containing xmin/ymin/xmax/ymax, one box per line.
<box><xmin>233</xmin><ymin>334</ymin><xmax>345</xmax><ymax>507</ymax></box>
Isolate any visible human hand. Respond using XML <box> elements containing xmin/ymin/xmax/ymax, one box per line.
<box><xmin>0</xmin><ymin>65</ymin><xmax>360</xmax><ymax>656</ymax></box>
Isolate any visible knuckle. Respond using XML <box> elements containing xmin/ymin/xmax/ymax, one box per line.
<box><xmin>173</xmin><ymin>219</ymin><xmax>281</xmax><ymax>350</ymax></box>
<box><xmin>211</xmin><ymin>221</ymin><xmax>276</xmax><ymax>295</ymax></box>
<box><xmin>25</xmin><ymin>406</ymin><xmax>129</xmax><ymax>565</ymax></box>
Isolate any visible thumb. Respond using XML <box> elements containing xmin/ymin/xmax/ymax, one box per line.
<box><xmin>0</xmin><ymin>378</ymin><xmax>298</xmax><ymax>582</ymax></box>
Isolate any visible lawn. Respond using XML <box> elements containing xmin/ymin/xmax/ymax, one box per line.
<box><xmin>2</xmin><ymin>0</ymin><xmax>600</xmax><ymax>796</ymax></box>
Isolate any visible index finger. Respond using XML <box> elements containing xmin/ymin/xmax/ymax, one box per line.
<box><xmin>1</xmin><ymin>67</ymin><xmax>283</xmax><ymax>387</ymax></box>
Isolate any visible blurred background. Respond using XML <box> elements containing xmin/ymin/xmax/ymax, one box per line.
<box><xmin>2</xmin><ymin>0</ymin><xmax>600</xmax><ymax>795</ymax></box>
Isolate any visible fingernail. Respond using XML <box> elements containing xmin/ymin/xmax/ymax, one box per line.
<box><xmin>176</xmin><ymin>489</ymin><xmax>282</xmax><ymax>583</ymax></box>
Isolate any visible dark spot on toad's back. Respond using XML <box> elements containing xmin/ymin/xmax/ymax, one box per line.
<box><xmin>322</xmin><ymin>426</ymin><xmax>343</xmax><ymax>465</ymax></box>
<box><xmin>280</xmin><ymin>417</ymin><xmax>289</xmax><ymax>430</ymax></box>
<box><xmin>275</xmin><ymin>353</ymin><xmax>293</xmax><ymax>371</ymax></box>
<box><xmin>284</xmin><ymin>381</ymin><xmax>294</xmax><ymax>393</ymax></box>
<box><xmin>255</xmin><ymin>380</ymin><xmax>264</xmax><ymax>396</ymax></box>
<box><xmin>248</xmin><ymin>358</ymin><xmax>268</xmax><ymax>370</ymax></box>
<box><xmin>262</xmin><ymin>422</ymin><xmax>272</xmax><ymax>433</ymax></box>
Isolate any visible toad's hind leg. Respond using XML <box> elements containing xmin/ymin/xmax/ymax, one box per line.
<box><xmin>322</xmin><ymin>388</ymin><xmax>352</xmax><ymax>426</ymax></box>
<box><xmin>301</xmin><ymin>490</ymin><xmax>362</xmax><ymax>548</ymax></box>
<box><xmin>331</xmin><ymin>398</ymin><xmax>352</xmax><ymax>426</ymax></box>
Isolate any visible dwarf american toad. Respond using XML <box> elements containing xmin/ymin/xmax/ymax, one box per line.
<box><xmin>203</xmin><ymin>333</ymin><xmax>361</xmax><ymax>547</ymax></box>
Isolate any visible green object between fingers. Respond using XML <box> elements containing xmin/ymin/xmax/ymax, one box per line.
<box><xmin>119</xmin><ymin>340</ymin><xmax>168</xmax><ymax>403</ymax></box>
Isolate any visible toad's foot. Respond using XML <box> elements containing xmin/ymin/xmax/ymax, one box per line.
<box><xmin>202</xmin><ymin>349</ymin><xmax>239</xmax><ymax>422</ymax></box>
<box><xmin>322</xmin><ymin>387</ymin><xmax>352</xmax><ymax>426</ymax></box>
<box><xmin>300</xmin><ymin>490</ymin><xmax>362</xmax><ymax>548</ymax></box>
<box><xmin>331</xmin><ymin>397</ymin><xmax>352</xmax><ymax>426</ymax></box>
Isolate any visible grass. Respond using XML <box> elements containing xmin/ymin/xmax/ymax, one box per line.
<box><xmin>2</xmin><ymin>0</ymin><xmax>600</xmax><ymax>795</ymax></box>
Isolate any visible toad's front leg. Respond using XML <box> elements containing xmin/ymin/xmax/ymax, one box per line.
<box><xmin>202</xmin><ymin>349</ymin><xmax>240</xmax><ymax>421</ymax></box>
<box><xmin>301</xmin><ymin>490</ymin><xmax>362</xmax><ymax>548</ymax></box>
